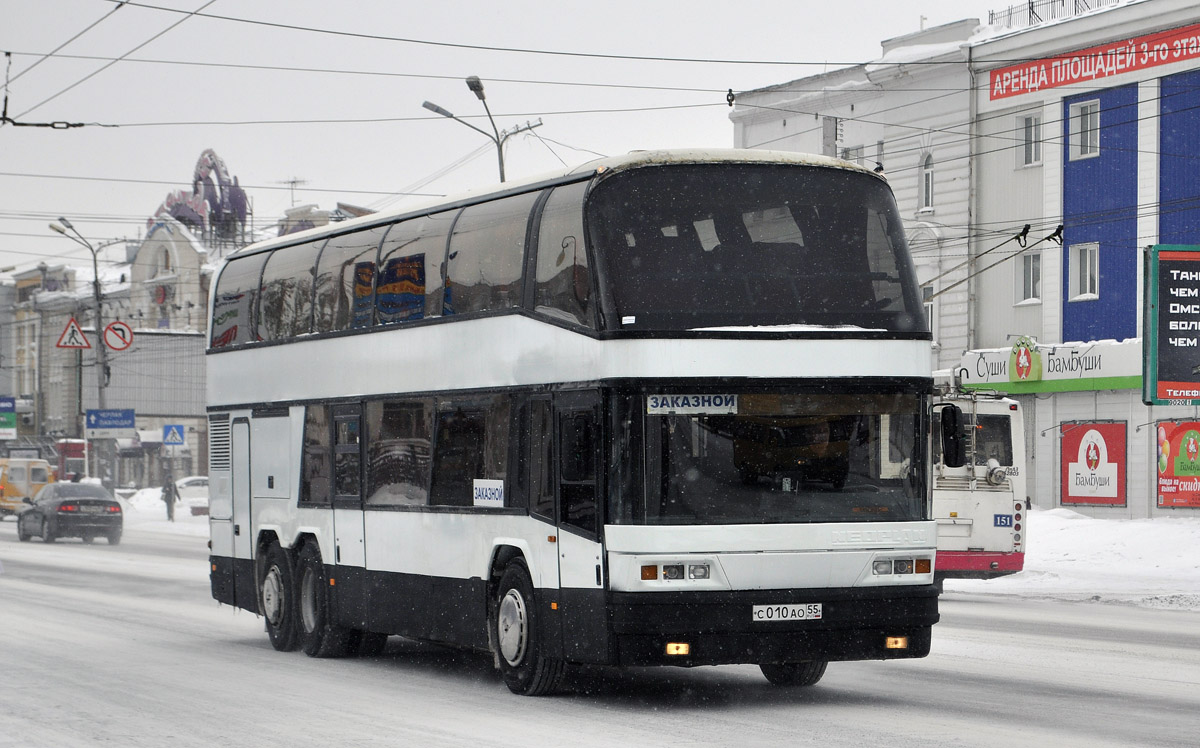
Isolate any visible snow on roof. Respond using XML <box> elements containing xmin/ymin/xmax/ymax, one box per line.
<box><xmin>966</xmin><ymin>0</ymin><xmax>1149</xmax><ymax>47</ymax></box>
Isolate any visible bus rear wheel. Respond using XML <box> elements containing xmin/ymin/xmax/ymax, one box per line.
<box><xmin>297</xmin><ymin>543</ymin><xmax>356</xmax><ymax>658</ymax></box>
<box><xmin>760</xmin><ymin>660</ymin><xmax>828</xmax><ymax>687</ymax></box>
<box><xmin>492</xmin><ymin>560</ymin><xmax>564</xmax><ymax>696</ymax></box>
<box><xmin>261</xmin><ymin>543</ymin><xmax>300</xmax><ymax>652</ymax></box>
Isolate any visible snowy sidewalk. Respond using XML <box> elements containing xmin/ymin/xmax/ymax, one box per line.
<box><xmin>946</xmin><ymin>507</ymin><xmax>1200</xmax><ymax>611</ymax></box>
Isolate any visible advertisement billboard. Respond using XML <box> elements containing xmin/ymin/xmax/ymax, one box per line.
<box><xmin>1144</xmin><ymin>245</ymin><xmax>1200</xmax><ymax>406</ymax></box>
<box><xmin>1155</xmin><ymin>420</ymin><xmax>1200</xmax><ymax>508</ymax></box>
<box><xmin>1059</xmin><ymin>422</ymin><xmax>1127</xmax><ymax>506</ymax></box>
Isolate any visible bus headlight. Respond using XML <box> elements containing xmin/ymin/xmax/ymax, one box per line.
<box><xmin>873</xmin><ymin>560</ymin><xmax>894</xmax><ymax>575</ymax></box>
<box><xmin>688</xmin><ymin>564</ymin><xmax>710</xmax><ymax>580</ymax></box>
<box><xmin>662</xmin><ymin>564</ymin><xmax>684</xmax><ymax>580</ymax></box>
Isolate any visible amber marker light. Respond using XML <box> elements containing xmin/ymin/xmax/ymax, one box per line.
<box><xmin>665</xmin><ymin>642</ymin><xmax>690</xmax><ymax>656</ymax></box>
<box><xmin>641</xmin><ymin>565</ymin><xmax>658</xmax><ymax>580</ymax></box>
<box><xmin>886</xmin><ymin>636</ymin><xmax>909</xmax><ymax>649</ymax></box>
<box><xmin>915</xmin><ymin>559</ymin><xmax>932</xmax><ymax>574</ymax></box>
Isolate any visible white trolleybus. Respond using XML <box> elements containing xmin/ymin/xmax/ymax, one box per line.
<box><xmin>205</xmin><ymin>149</ymin><xmax>965</xmax><ymax>695</ymax></box>
<box><xmin>932</xmin><ymin>375</ymin><xmax>1027</xmax><ymax>587</ymax></box>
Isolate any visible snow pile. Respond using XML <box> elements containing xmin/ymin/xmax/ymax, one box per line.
<box><xmin>947</xmin><ymin>508</ymin><xmax>1200</xmax><ymax>611</ymax></box>
<box><xmin>120</xmin><ymin>488</ymin><xmax>209</xmax><ymax>538</ymax></box>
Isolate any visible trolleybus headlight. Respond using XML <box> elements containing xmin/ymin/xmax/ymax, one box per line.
<box><xmin>662</xmin><ymin>564</ymin><xmax>685</xmax><ymax>580</ymax></box>
<box><xmin>688</xmin><ymin>564</ymin><xmax>710</xmax><ymax>580</ymax></box>
<box><xmin>893</xmin><ymin>559</ymin><xmax>914</xmax><ymax>574</ymax></box>
<box><xmin>873</xmin><ymin>560</ymin><xmax>894</xmax><ymax>575</ymax></box>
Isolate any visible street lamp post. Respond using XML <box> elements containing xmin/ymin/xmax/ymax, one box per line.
<box><xmin>422</xmin><ymin>76</ymin><xmax>542</xmax><ymax>183</ymax></box>
<box><xmin>49</xmin><ymin>218</ymin><xmax>110</xmax><ymax>484</ymax></box>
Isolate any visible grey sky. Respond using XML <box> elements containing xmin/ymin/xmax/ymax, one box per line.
<box><xmin>1</xmin><ymin>0</ymin><xmax>1000</xmax><ymax>273</ymax></box>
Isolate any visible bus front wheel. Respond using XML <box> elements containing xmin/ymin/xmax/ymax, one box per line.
<box><xmin>760</xmin><ymin>660</ymin><xmax>828</xmax><ymax>687</ymax></box>
<box><xmin>297</xmin><ymin>543</ymin><xmax>357</xmax><ymax>658</ymax></box>
<box><xmin>261</xmin><ymin>544</ymin><xmax>300</xmax><ymax>652</ymax></box>
<box><xmin>493</xmin><ymin>561</ymin><xmax>564</xmax><ymax>696</ymax></box>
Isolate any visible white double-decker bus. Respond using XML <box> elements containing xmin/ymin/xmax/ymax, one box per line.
<box><xmin>205</xmin><ymin>149</ymin><xmax>963</xmax><ymax>695</ymax></box>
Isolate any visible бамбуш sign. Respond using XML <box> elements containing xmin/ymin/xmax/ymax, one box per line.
<box><xmin>1144</xmin><ymin>245</ymin><xmax>1200</xmax><ymax>406</ymax></box>
<box><xmin>1059</xmin><ymin>422</ymin><xmax>1126</xmax><ymax>507</ymax></box>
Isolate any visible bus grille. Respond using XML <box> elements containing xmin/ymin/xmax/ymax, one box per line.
<box><xmin>208</xmin><ymin>415</ymin><xmax>231</xmax><ymax>472</ymax></box>
<box><xmin>935</xmin><ymin>476</ymin><xmax>1008</xmax><ymax>492</ymax></box>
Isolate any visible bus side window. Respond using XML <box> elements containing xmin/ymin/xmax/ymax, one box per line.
<box><xmin>300</xmin><ymin>405</ymin><xmax>331</xmax><ymax>505</ymax></box>
<box><xmin>445</xmin><ymin>192</ymin><xmax>538</xmax><ymax>316</ymax></box>
<box><xmin>530</xmin><ymin>399</ymin><xmax>554</xmax><ymax>519</ymax></box>
<box><xmin>365</xmin><ymin>399</ymin><xmax>432</xmax><ymax>506</ymax></box>
<box><xmin>535</xmin><ymin>181</ymin><xmax>593</xmax><ymax>327</ymax></box>
<box><xmin>334</xmin><ymin>412</ymin><xmax>361</xmax><ymax>498</ymax></box>
<box><xmin>314</xmin><ymin>227</ymin><xmax>388</xmax><ymax>333</ymax></box>
<box><xmin>559</xmin><ymin>409</ymin><xmax>598</xmax><ymax>535</ymax></box>
<box><xmin>258</xmin><ymin>240</ymin><xmax>322</xmax><ymax>341</ymax></box>
<box><xmin>429</xmin><ymin>408</ymin><xmax>486</xmax><ymax>507</ymax></box>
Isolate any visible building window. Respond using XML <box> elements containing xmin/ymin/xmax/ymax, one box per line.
<box><xmin>1069</xmin><ymin>100</ymin><xmax>1100</xmax><ymax>160</ymax></box>
<box><xmin>1020</xmin><ymin>114</ymin><xmax>1042</xmax><ymax>166</ymax></box>
<box><xmin>1018</xmin><ymin>251</ymin><xmax>1041</xmax><ymax>302</ymax></box>
<box><xmin>922</xmin><ymin>284</ymin><xmax>936</xmax><ymax>340</ymax></box>
<box><xmin>921</xmin><ymin>155</ymin><xmax>934</xmax><ymax>209</ymax></box>
<box><xmin>1068</xmin><ymin>243</ymin><xmax>1098</xmax><ymax>300</ymax></box>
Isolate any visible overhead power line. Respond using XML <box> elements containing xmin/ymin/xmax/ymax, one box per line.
<box><xmin>14</xmin><ymin>0</ymin><xmax>219</xmax><ymax>120</ymax></box>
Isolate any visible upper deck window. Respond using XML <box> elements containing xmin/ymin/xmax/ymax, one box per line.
<box><xmin>376</xmin><ymin>211</ymin><xmax>454</xmax><ymax>324</ymax></box>
<box><xmin>211</xmin><ymin>252</ymin><xmax>268</xmax><ymax>348</ymax></box>
<box><xmin>258</xmin><ymin>240</ymin><xmax>323</xmax><ymax>341</ymax></box>
<box><xmin>314</xmin><ymin>226</ymin><xmax>390</xmax><ymax>333</ymax></box>
<box><xmin>445</xmin><ymin>192</ymin><xmax>538</xmax><ymax>316</ymax></box>
<box><xmin>586</xmin><ymin>164</ymin><xmax>924</xmax><ymax>333</ymax></box>
<box><xmin>535</xmin><ymin>181</ymin><xmax>593</xmax><ymax>327</ymax></box>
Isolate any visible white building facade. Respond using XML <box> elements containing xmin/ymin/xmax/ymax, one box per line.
<box><xmin>732</xmin><ymin>0</ymin><xmax>1200</xmax><ymax>519</ymax></box>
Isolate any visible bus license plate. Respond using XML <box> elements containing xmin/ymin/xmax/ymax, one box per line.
<box><xmin>752</xmin><ymin>603</ymin><xmax>822</xmax><ymax>622</ymax></box>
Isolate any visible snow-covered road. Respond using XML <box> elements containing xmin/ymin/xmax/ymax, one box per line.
<box><xmin>1</xmin><ymin>506</ymin><xmax>1198</xmax><ymax>747</ymax></box>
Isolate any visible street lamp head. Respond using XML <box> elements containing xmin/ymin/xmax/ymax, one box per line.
<box><xmin>49</xmin><ymin>222</ymin><xmax>68</xmax><ymax>235</ymax></box>
<box><xmin>56</xmin><ymin>217</ymin><xmax>75</xmax><ymax>231</ymax></box>
<box><xmin>466</xmin><ymin>76</ymin><xmax>486</xmax><ymax>101</ymax></box>
<box><xmin>422</xmin><ymin>100</ymin><xmax>455</xmax><ymax>119</ymax></box>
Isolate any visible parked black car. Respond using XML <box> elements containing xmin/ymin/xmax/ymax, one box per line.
<box><xmin>17</xmin><ymin>483</ymin><xmax>123</xmax><ymax>545</ymax></box>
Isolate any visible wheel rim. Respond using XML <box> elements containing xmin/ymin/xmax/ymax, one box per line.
<box><xmin>300</xmin><ymin>566</ymin><xmax>318</xmax><ymax>634</ymax></box>
<box><xmin>497</xmin><ymin>588</ymin><xmax>528</xmax><ymax>666</ymax></box>
<box><xmin>262</xmin><ymin>566</ymin><xmax>284</xmax><ymax>625</ymax></box>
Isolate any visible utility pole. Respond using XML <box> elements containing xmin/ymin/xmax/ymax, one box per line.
<box><xmin>423</xmin><ymin>76</ymin><xmax>543</xmax><ymax>183</ymax></box>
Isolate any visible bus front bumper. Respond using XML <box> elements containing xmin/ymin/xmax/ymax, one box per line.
<box><xmin>608</xmin><ymin>584</ymin><xmax>938</xmax><ymax>667</ymax></box>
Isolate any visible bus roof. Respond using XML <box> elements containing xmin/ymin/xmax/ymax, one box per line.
<box><xmin>225</xmin><ymin>148</ymin><xmax>879</xmax><ymax>260</ymax></box>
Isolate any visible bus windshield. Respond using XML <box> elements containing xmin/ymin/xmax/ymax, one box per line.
<box><xmin>587</xmin><ymin>163</ymin><xmax>925</xmax><ymax>332</ymax></box>
<box><xmin>614</xmin><ymin>392</ymin><xmax>926</xmax><ymax>525</ymax></box>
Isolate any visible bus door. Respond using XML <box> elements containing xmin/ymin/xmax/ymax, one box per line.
<box><xmin>553</xmin><ymin>391</ymin><xmax>608</xmax><ymax>662</ymax></box>
<box><xmin>331</xmin><ymin>404</ymin><xmax>368</xmax><ymax>628</ymax></box>
<box><xmin>230</xmin><ymin>419</ymin><xmax>253</xmax><ymax>608</ymax></box>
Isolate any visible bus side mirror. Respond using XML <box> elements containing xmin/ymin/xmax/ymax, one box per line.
<box><xmin>940</xmin><ymin>405</ymin><xmax>966</xmax><ymax>468</ymax></box>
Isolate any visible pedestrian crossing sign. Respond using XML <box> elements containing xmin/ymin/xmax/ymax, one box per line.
<box><xmin>56</xmin><ymin>317</ymin><xmax>91</xmax><ymax>349</ymax></box>
<box><xmin>163</xmin><ymin>424</ymin><xmax>186</xmax><ymax>446</ymax></box>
